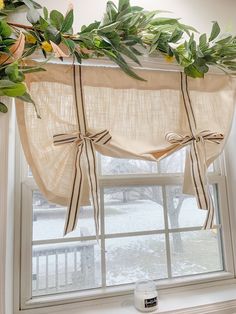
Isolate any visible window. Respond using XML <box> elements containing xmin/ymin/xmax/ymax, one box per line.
<box><xmin>17</xmin><ymin>145</ymin><xmax>234</xmax><ymax>309</ymax></box>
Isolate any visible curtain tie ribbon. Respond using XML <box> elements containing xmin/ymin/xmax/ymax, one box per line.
<box><xmin>53</xmin><ymin>129</ymin><xmax>112</xmax><ymax>236</ymax></box>
<box><xmin>166</xmin><ymin>130</ymin><xmax>224</xmax><ymax>145</ymax></box>
<box><xmin>166</xmin><ymin>130</ymin><xmax>224</xmax><ymax>228</ymax></box>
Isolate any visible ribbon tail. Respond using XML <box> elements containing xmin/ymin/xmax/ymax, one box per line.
<box><xmin>64</xmin><ymin>144</ymin><xmax>85</xmax><ymax>235</ymax></box>
<box><xmin>84</xmin><ymin>140</ymin><xmax>100</xmax><ymax>240</ymax></box>
<box><xmin>183</xmin><ymin>148</ymin><xmax>194</xmax><ymax>196</ymax></box>
<box><xmin>190</xmin><ymin>141</ymin><xmax>215</xmax><ymax>229</ymax></box>
<box><xmin>202</xmin><ymin>190</ymin><xmax>214</xmax><ymax>229</ymax></box>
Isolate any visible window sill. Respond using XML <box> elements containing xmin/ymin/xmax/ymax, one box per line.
<box><xmin>18</xmin><ymin>278</ymin><xmax>236</xmax><ymax>314</ymax></box>
<box><xmin>52</xmin><ymin>282</ymin><xmax>236</xmax><ymax>314</ymax></box>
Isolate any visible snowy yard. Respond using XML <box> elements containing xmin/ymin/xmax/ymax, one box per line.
<box><xmin>32</xmin><ymin>195</ymin><xmax>222</xmax><ymax>296</ymax></box>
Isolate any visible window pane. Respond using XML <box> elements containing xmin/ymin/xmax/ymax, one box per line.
<box><xmin>32</xmin><ymin>241</ymin><xmax>101</xmax><ymax>296</ymax></box>
<box><xmin>32</xmin><ymin>191</ymin><xmax>96</xmax><ymax>240</ymax></box>
<box><xmin>159</xmin><ymin>148</ymin><xmax>186</xmax><ymax>173</ymax></box>
<box><xmin>159</xmin><ymin>148</ymin><xmax>215</xmax><ymax>174</ymax></box>
<box><xmin>170</xmin><ymin>230</ymin><xmax>223</xmax><ymax>277</ymax></box>
<box><xmin>106</xmin><ymin>235</ymin><xmax>167</xmax><ymax>286</ymax></box>
<box><xmin>104</xmin><ymin>186</ymin><xmax>164</xmax><ymax>234</ymax></box>
<box><xmin>166</xmin><ymin>186</ymin><xmax>205</xmax><ymax>229</ymax></box>
<box><xmin>100</xmin><ymin>156</ymin><xmax>157</xmax><ymax>175</ymax></box>
<box><xmin>28</xmin><ymin>166</ymin><xmax>33</xmax><ymax>177</ymax></box>
<box><xmin>165</xmin><ymin>185</ymin><xmax>217</xmax><ymax>229</ymax></box>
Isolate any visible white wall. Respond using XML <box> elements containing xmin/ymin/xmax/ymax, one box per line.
<box><xmin>0</xmin><ymin>103</ymin><xmax>15</xmax><ymax>314</ymax></box>
<box><xmin>36</xmin><ymin>0</ymin><xmax>236</xmax><ymax>34</ymax></box>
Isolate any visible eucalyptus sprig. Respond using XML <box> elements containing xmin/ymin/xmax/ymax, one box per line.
<box><xmin>0</xmin><ymin>0</ymin><xmax>236</xmax><ymax>114</ymax></box>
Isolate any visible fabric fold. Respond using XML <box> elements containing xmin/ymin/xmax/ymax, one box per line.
<box><xmin>16</xmin><ymin>63</ymin><xmax>236</xmax><ymax>235</ymax></box>
<box><xmin>53</xmin><ymin>129</ymin><xmax>112</xmax><ymax>235</ymax></box>
<box><xmin>166</xmin><ymin>130</ymin><xmax>224</xmax><ymax>228</ymax></box>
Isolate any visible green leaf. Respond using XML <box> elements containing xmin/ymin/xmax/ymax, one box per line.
<box><xmin>129</xmin><ymin>46</ymin><xmax>143</xmax><ymax>56</ymax></box>
<box><xmin>104</xmin><ymin>31</ymin><xmax>121</xmax><ymax>46</ymax></box>
<box><xmin>27</xmin><ymin>8</ymin><xmax>40</xmax><ymax>24</ymax></box>
<box><xmin>228</xmin><ymin>66</ymin><xmax>236</xmax><ymax>71</ymax></box>
<box><xmin>5</xmin><ymin>62</ymin><xmax>25</xmax><ymax>83</ymax></box>
<box><xmin>73</xmin><ymin>51</ymin><xmax>82</xmax><ymax>63</ymax></box>
<box><xmin>151</xmin><ymin>17</ymin><xmax>180</xmax><ymax>26</ymax></box>
<box><xmin>61</xmin><ymin>9</ymin><xmax>74</xmax><ymax>33</ymax></box>
<box><xmin>116</xmin><ymin>12</ymin><xmax>133</xmax><ymax>24</ymax></box>
<box><xmin>31</xmin><ymin>0</ymin><xmax>42</xmax><ymax>9</ymax></box>
<box><xmin>215</xmin><ymin>35</ymin><xmax>232</xmax><ymax>45</ymax></box>
<box><xmin>199</xmin><ymin>33</ymin><xmax>208</xmax><ymax>51</ymax></box>
<box><xmin>98</xmin><ymin>21</ymin><xmax>121</xmax><ymax>33</ymax></box>
<box><xmin>130</xmin><ymin>6</ymin><xmax>143</xmax><ymax>11</ymax></box>
<box><xmin>178</xmin><ymin>23</ymin><xmax>198</xmax><ymax>35</ymax></box>
<box><xmin>0</xmin><ymin>20</ymin><xmax>12</xmax><ymax>38</ymax></box>
<box><xmin>63</xmin><ymin>38</ymin><xmax>76</xmax><ymax>53</ymax></box>
<box><xmin>22</xmin><ymin>45</ymin><xmax>37</xmax><ymax>58</ymax></box>
<box><xmin>170</xmin><ymin>43</ymin><xmax>194</xmax><ymax>67</ymax></box>
<box><xmin>38</xmin><ymin>16</ymin><xmax>49</xmax><ymax>31</ymax></box>
<box><xmin>118</xmin><ymin>0</ymin><xmax>130</xmax><ymax>12</ymax></box>
<box><xmin>222</xmin><ymin>60</ymin><xmax>236</xmax><ymax>67</ymax></box>
<box><xmin>184</xmin><ymin>57</ymin><xmax>209</xmax><ymax>77</ymax></box>
<box><xmin>17</xmin><ymin>92</ymin><xmax>41</xmax><ymax>118</ymax></box>
<box><xmin>149</xmin><ymin>42</ymin><xmax>158</xmax><ymax>54</ymax></box>
<box><xmin>0</xmin><ymin>80</ymin><xmax>19</xmax><ymax>88</ymax></box>
<box><xmin>209</xmin><ymin>21</ymin><xmax>220</xmax><ymax>41</ymax></box>
<box><xmin>100</xmin><ymin>35</ymin><xmax>112</xmax><ymax>46</ymax></box>
<box><xmin>22</xmin><ymin>0</ymin><xmax>42</xmax><ymax>9</ymax></box>
<box><xmin>20</xmin><ymin>66</ymin><xmax>46</xmax><ymax>74</ymax></box>
<box><xmin>80</xmin><ymin>21</ymin><xmax>100</xmax><ymax>34</ymax></box>
<box><xmin>104</xmin><ymin>1</ymin><xmax>117</xmax><ymax>23</ymax></box>
<box><xmin>102</xmin><ymin>49</ymin><xmax>146</xmax><ymax>81</ymax></box>
<box><xmin>0</xmin><ymin>81</ymin><xmax>26</xmax><ymax>97</ymax></box>
<box><xmin>118</xmin><ymin>45</ymin><xmax>141</xmax><ymax>65</ymax></box>
<box><xmin>0</xmin><ymin>102</ymin><xmax>8</xmax><ymax>113</ymax></box>
<box><xmin>184</xmin><ymin>64</ymin><xmax>204</xmax><ymax>78</ymax></box>
<box><xmin>169</xmin><ymin>29</ymin><xmax>183</xmax><ymax>43</ymax></box>
<box><xmin>16</xmin><ymin>92</ymin><xmax>33</xmax><ymax>103</ymax></box>
<box><xmin>43</xmin><ymin>7</ymin><xmax>48</xmax><ymax>20</ymax></box>
<box><xmin>1</xmin><ymin>39</ymin><xmax>15</xmax><ymax>46</ymax></box>
<box><xmin>28</xmin><ymin>30</ymin><xmax>41</xmax><ymax>41</ymax></box>
<box><xmin>50</xmin><ymin>10</ymin><xmax>64</xmax><ymax>30</ymax></box>
<box><xmin>44</xmin><ymin>25</ymin><xmax>61</xmax><ymax>44</ymax></box>
<box><xmin>129</xmin><ymin>12</ymin><xmax>142</xmax><ymax>27</ymax></box>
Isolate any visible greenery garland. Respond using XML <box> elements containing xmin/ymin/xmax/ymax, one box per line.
<box><xmin>0</xmin><ymin>0</ymin><xmax>235</xmax><ymax>114</ymax></box>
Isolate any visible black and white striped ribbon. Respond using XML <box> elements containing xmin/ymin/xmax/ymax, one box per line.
<box><xmin>53</xmin><ymin>130</ymin><xmax>111</xmax><ymax>236</ymax></box>
<box><xmin>166</xmin><ymin>73</ymin><xmax>224</xmax><ymax>229</ymax></box>
<box><xmin>53</xmin><ymin>65</ymin><xmax>112</xmax><ymax>238</ymax></box>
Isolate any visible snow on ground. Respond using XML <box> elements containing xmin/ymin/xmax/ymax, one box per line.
<box><xmin>32</xmin><ymin>198</ymin><xmax>221</xmax><ymax>296</ymax></box>
<box><xmin>33</xmin><ymin>198</ymin><xmax>207</xmax><ymax>240</ymax></box>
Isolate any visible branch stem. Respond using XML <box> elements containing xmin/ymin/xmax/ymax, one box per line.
<box><xmin>8</xmin><ymin>22</ymin><xmax>80</xmax><ymax>39</ymax></box>
<box><xmin>8</xmin><ymin>22</ymin><xmax>33</xmax><ymax>30</ymax></box>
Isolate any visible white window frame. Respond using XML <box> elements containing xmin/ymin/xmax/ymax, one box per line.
<box><xmin>13</xmin><ymin>124</ymin><xmax>236</xmax><ymax>313</ymax></box>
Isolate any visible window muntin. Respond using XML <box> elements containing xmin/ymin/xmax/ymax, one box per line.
<box><xmin>20</xmin><ymin>148</ymin><xmax>228</xmax><ymax>303</ymax></box>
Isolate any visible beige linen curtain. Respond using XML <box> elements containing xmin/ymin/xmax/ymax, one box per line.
<box><xmin>16</xmin><ymin>63</ymin><xmax>236</xmax><ymax>235</ymax></box>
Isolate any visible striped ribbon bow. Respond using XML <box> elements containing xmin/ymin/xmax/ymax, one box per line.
<box><xmin>166</xmin><ymin>130</ymin><xmax>224</xmax><ymax>229</ymax></box>
<box><xmin>53</xmin><ymin>129</ymin><xmax>112</xmax><ymax>236</ymax></box>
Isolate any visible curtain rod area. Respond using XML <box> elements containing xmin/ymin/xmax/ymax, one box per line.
<box><xmin>29</xmin><ymin>52</ymin><xmax>226</xmax><ymax>76</ymax></box>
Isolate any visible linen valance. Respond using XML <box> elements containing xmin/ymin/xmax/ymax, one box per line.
<box><xmin>16</xmin><ymin>63</ymin><xmax>236</xmax><ymax>236</ymax></box>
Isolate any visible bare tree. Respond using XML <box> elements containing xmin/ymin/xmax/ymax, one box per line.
<box><xmin>102</xmin><ymin>148</ymin><xmax>187</xmax><ymax>253</ymax></box>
